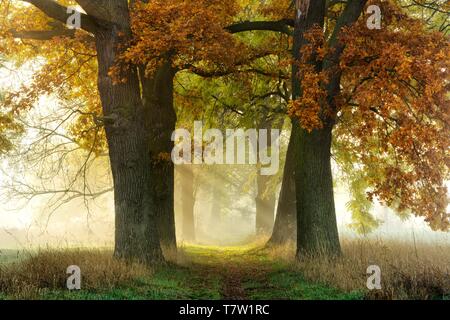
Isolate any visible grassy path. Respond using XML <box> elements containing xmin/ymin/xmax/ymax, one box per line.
<box><xmin>182</xmin><ymin>246</ymin><xmax>272</xmax><ymax>300</ymax></box>
<box><xmin>0</xmin><ymin>245</ymin><xmax>363</xmax><ymax>300</ymax></box>
<box><xmin>176</xmin><ymin>245</ymin><xmax>361</xmax><ymax>300</ymax></box>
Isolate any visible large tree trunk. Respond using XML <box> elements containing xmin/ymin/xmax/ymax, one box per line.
<box><xmin>267</xmin><ymin>126</ymin><xmax>297</xmax><ymax>246</ymax></box>
<box><xmin>293</xmin><ymin>122</ymin><xmax>341</xmax><ymax>257</ymax></box>
<box><xmin>92</xmin><ymin>0</ymin><xmax>181</xmax><ymax>263</ymax></box>
<box><xmin>291</xmin><ymin>0</ymin><xmax>341</xmax><ymax>258</ymax></box>
<box><xmin>144</xmin><ymin>61</ymin><xmax>178</xmax><ymax>254</ymax></box>
<box><xmin>179</xmin><ymin>164</ymin><xmax>195</xmax><ymax>242</ymax></box>
<box><xmin>95</xmin><ymin>24</ymin><xmax>164</xmax><ymax>264</ymax></box>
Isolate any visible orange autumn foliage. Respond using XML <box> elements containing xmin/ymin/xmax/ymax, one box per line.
<box><xmin>112</xmin><ymin>0</ymin><xmax>248</xmax><ymax>78</ymax></box>
<box><xmin>288</xmin><ymin>26</ymin><xmax>331</xmax><ymax>131</ymax></box>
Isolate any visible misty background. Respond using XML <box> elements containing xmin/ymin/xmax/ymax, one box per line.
<box><xmin>1</xmin><ymin>56</ymin><xmax>449</xmax><ymax>251</ymax></box>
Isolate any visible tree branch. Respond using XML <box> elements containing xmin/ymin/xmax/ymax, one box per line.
<box><xmin>327</xmin><ymin>0</ymin><xmax>368</xmax><ymax>49</ymax></box>
<box><xmin>21</xmin><ymin>0</ymin><xmax>100</xmax><ymax>33</ymax></box>
<box><xmin>324</xmin><ymin>0</ymin><xmax>368</xmax><ymax>105</ymax></box>
<box><xmin>75</xmin><ymin>0</ymin><xmax>125</xmax><ymax>25</ymax></box>
<box><xmin>226</xmin><ymin>19</ymin><xmax>294</xmax><ymax>35</ymax></box>
<box><xmin>10</xmin><ymin>28</ymin><xmax>76</xmax><ymax>40</ymax></box>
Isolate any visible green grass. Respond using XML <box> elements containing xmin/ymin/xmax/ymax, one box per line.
<box><xmin>243</xmin><ymin>271</ymin><xmax>363</xmax><ymax>300</ymax></box>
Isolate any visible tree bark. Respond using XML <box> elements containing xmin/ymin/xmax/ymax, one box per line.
<box><xmin>95</xmin><ymin>26</ymin><xmax>164</xmax><ymax>264</ymax></box>
<box><xmin>291</xmin><ymin>0</ymin><xmax>341</xmax><ymax>258</ymax></box>
<box><xmin>294</xmin><ymin>122</ymin><xmax>341</xmax><ymax>257</ymax></box>
<box><xmin>90</xmin><ymin>1</ymin><xmax>178</xmax><ymax>259</ymax></box>
<box><xmin>267</xmin><ymin>126</ymin><xmax>297</xmax><ymax>246</ymax></box>
<box><xmin>143</xmin><ymin>61</ymin><xmax>178</xmax><ymax>254</ymax></box>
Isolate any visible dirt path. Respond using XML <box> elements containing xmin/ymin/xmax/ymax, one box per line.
<box><xmin>221</xmin><ymin>265</ymin><xmax>248</xmax><ymax>299</ymax></box>
<box><xmin>182</xmin><ymin>246</ymin><xmax>274</xmax><ymax>300</ymax></box>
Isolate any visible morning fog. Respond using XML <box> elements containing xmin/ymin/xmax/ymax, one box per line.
<box><xmin>171</xmin><ymin>121</ymin><xmax>280</xmax><ymax>175</ymax></box>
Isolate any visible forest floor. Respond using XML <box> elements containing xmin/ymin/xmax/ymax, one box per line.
<box><xmin>0</xmin><ymin>245</ymin><xmax>361</xmax><ymax>300</ymax></box>
<box><xmin>175</xmin><ymin>245</ymin><xmax>361</xmax><ymax>300</ymax></box>
<box><xmin>1</xmin><ymin>242</ymin><xmax>449</xmax><ymax>300</ymax></box>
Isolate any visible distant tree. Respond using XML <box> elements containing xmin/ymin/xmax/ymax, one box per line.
<box><xmin>177</xmin><ymin>164</ymin><xmax>196</xmax><ymax>242</ymax></box>
<box><xmin>267</xmin><ymin>129</ymin><xmax>296</xmax><ymax>246</ymax></box>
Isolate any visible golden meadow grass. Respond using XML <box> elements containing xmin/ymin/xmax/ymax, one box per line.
<box><xmin>268</xmin><ymin>238</ymin><xmax>450</xmax><ymax>299</ymax></box>
<box><xmin>0</xmin><ymin>249</ymin><xmax>150</xmax><ymax>299</ymax></box>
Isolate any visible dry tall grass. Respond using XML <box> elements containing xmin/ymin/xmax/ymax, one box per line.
<box><xmin>268</xmin><ymin>238</ymin><xmax>450</xmax><ymax>299</ymax></box>
<box><xmin>0</xmin><ymin>249</ymin><xmax>151</xmax><ymax>299</ymax></box>
<box><xmin>1</xmin><ymin>239</ymin><xmax>448</xmax><ymax>300</ymax></box>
